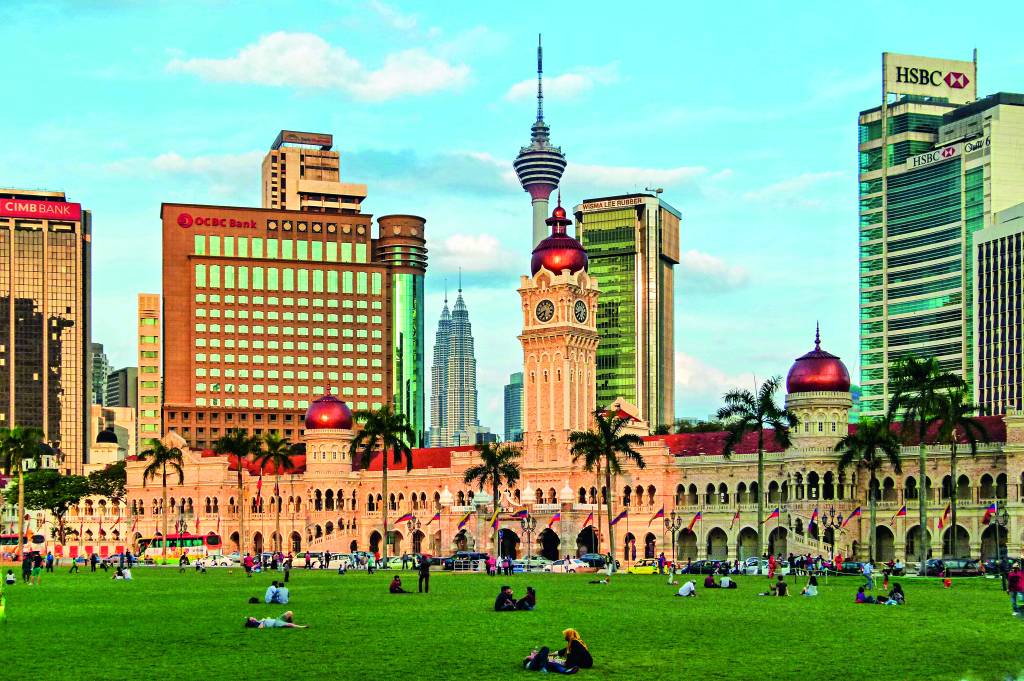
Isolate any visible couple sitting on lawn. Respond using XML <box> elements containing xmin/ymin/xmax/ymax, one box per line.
<box><xmin>523</xmin><ymin>628</ymin><xmax>593</xmax><ymax>675</ymax></box>
<box><xmin>494</xmin><ymin>585</ymin><xmax>536</xmax><ymax>611</ymax></box>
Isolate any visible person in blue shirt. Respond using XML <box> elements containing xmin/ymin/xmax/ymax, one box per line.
<box><xmin>264</xmin><ymin>581</ymin><xmax>279</xmax><ymax>604</ymax></box>
<box><xmin>273</xmin><ymin>583</ymin><xmax>289</xmax><ymax>604</ymax></box>
<box><xmin>244</xmin><ymin>611</ymin><xmax>307</xmax><ymax>628</ymax></box>
<box><xmin>862</xmin><ymin>562</ymin><xmax>874</xmax><ymax>590</ymax></box>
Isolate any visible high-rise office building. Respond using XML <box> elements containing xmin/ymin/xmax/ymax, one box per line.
<box><xmin>161</xmin><ymin>142</ymin><xmax>427</xmax><ymax>450</ymax></box>
<box><xmin>504</xmin><ymin>371</ymin><xmax>524</xmax><ymax>442</ymax></box>
<box><xmin>106</xmin><ymin>366</ymin><xmax>138</xmax><ymax>408</ymax></box>
<box><xmin>261</xmin><ymin>131</ymin><xmax>368</xmax><ymax>214</ymax></box>
<box><xmin>0</xmin><ymin>190</ymin><xmax>90</xmax><ymax>473</ymax></box>
<box><xmin>976</xmin><ymin>201</ymin><xmax>1024</xmax><ymax>413</ymax></box>
<box><xmin>857</xmin><ymin>51</ymin><xmax>1024</xmax><ymax>416</ymax></box>
<box><xmin>573</xmin><ymin>193</ymin><xmax>680</xmax><ymax>426</ymax></box>
<box><xmin>137</xmin><ymin>293</ymin><xmax>162</xmax><ymax>446</ymax></box>
<box><xmin>90</xmin><ymin>343</ymin><xmax>109</xmax><ymax>405</ymax></box>
<box><xmin>429</xmin><ymin>287</ymin><xmax>487</xmax><ymax>446</ymax></box>
<box><xmin>513</xmin><ymin>36</ymin><xmax>567</xmax><ymax>247</ymax></box>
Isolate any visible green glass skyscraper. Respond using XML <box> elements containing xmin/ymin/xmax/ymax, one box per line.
<box><xmin>574</xmin><ymin>193</ymin><xmax>680</xmax><ymax>427</ymax></box>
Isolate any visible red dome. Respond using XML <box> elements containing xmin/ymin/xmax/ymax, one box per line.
<box><xmin>304</xmin><ymin>393</ymin><xmax>353</xmax><ymax>430</ymax></box>
<box><xmin>531</xmin><ymin>200</ymin><xmax>588</xmax><ymax>276</ymax></box>
<box><xmin>786</xmin><ymin>328</ymin><xmax>851</xmax><ymax>394</ymax></box>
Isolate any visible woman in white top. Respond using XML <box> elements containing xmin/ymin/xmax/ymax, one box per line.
<box><xmin>676</xmin><ymin>580</ymin><xmax>697</xmax><ymax>597</ymax></box>
<box><xmin>801</xmin><ymin>575</ymin><xmax>818</xmax><ymax>596</ymax></box>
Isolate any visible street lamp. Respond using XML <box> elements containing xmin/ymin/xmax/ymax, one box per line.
<box><xmin>664</xmin><ymin>510</ymin><xmax>683</xmax><ymax>574</ymax></box>
<box><xmin>520</xmin><ymin>515</ymin><xmax>537</xmax><ymax>572</ymax></box>
<box><xmin>820</xmin><ymin>505</ymin><xmax>845</xmax><ymax>559</ymax></box>
<box><xmin>993</xmin><ymin>501</ymin><xmax>1010</xmax><ymax>591</ymax></box>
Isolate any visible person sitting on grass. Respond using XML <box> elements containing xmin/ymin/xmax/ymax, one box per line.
<box><xmin>773</xmin><ymin>575</ymin><xmax>790</xmax><ymax>597</ymax></box>
<box><xmin>855</xmin><ymin>586</ymin><xmax>876</xmax><ymax>604</ymax></box>
<box><xmin>720</xmin><ymin>575</ymin><xmax>737</xmax><ymax>589</ymax></box>
<box><xmin>675</xmin><ymin>580</ymin><xmax>697</xmax><ymax>597</ymax></box>
<box><xmin>882</xmin><ymin>583</ymin><xmax>905</xmax><ymax>606</ymax></box>
<box><xmin>516</xmin><ymin>586</ymin><xmax>537</xmax><ymax>611</ymax></box>
<box><xmin>389</xmin><ymin>576</ymin><xmax>408</xmax><ymax>594</ymax></box>
<box><xmin>704</xmin><ymin>574</ymin><xmax>720</xmax><ymax>589</ymax></box>
<box><xmin>4</xmin><ymin>570</ymin><xmax>15</xmax><ymax>586</ymax></box>
<box><xmin>113</xmin><ymin>567</ymin><xmax>127</xmax><ymax>580</ymax></box>
<box><xmin>264</xmin><ymin>581</ymin><xmax>279</xmax><ymax>604</ymax></box>
<box><xmin>801</xmin><ymin>575</ymin><xmax>818</xmax><ymax>596</ymax></box>
<box><xmin>523</xmin><ymin>647</ymin><xmax>578</xmax><ymax>674</ymax></box>
<box><xmin>558</xmin><ymin>629</ymin><xmax>593</xmax><ymax>670</ymax></box>
<box><xmin>494</xmin><ymin>585</ymin><xmax>516</xmax><ymax>610</ymax></box>
<box><xmin>273</xmin><ymin>582</ymin><xmax>289</xmax><ymax>604</ymax></box>
<box><xmin>244</xmin><ymin>611</ymin><xmax>308</xmax><ymax>629</ymax></box>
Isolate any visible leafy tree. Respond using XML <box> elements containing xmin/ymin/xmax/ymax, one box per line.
<box><xmin>835</xmin><ymin>417</ymin><xmax>901</xmax><ymax>561</ymax></box>
<box><xmin>255</xmin><ymin>432</ymin><xmax>294</xmax><ymax>553</ymax></box>
<box><xmin>5</xmin><ymin>469</ymin><xmax>90</xmax><ymax>544</ymax></box>
<box><xmin>716</xmin><ymin>376</ymin><xmax>797</xmax><ymax>559</ymax></box>
<box><xmin>140</xmin><ymin>439</ymin><xmax>184</xmax><ymax>564</ymax></box>
<box><xmin>350</xmin><ymin>406</ymin><xmax>414</xmax><ymax>563</ymax></box>
<box><xmin>652</xmin><ymin>424</ymin><xmax>672</xmax><ymax>435</ymax></box>
<box><xmin>463</xmin><ymin>442</ymin><xmax>522</xmax><ymax>559</ymax></box>
<box><xmin>888</xmin><ymin>356</ymin><xmax>961</xmax><ymax>573</ymax></box>
<box><xmin>87</xmin><ymin>460</ymin><xmax>127</xmax><ymax>504</ymax></box>
<box><xmin>569</xmin><ymin>410</ymin><xmax>645</xmax><ymax>571</ymax></box>
<box><xmin>0</xmin><ymin>426</ymin><xmax>45</xmax><ymax>557</ymax></box>
<box><xmin>933</xmin><ymin>387</ymin><xmax>987</xmax><ymax>556</ymax></box>
<box><xmin>213</xmin><ymin>429</ymin><xmax>262</xmax><ymax>557</ymax></box>
<box><xmin>674</xmin><ymin>420</ymin><xmax>727</xmax><ymax>434</ymax></box>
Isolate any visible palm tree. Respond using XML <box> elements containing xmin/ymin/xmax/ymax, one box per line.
<box><xmin>933</xmin><ymin>387</ymin><xmax>987</xmax><ymax>557</ymax></box>
<box><xmin>255</xmin><ymin>432</ymin><xmax>294</xmax><ymax>553</ymax></box>
<box><xmin>213</xmin><ymin>429</ymin><xmax>262</xmax><ymax>558</ymax></box>
<box><xmin>463</xmin><ymin>442</ymin><xmax>522</xmax><ymax>560</ymax></box>
<box><xmin>569</xmin><ymin>410</ymin><xmax>646</xmax><ymax>572</ymax></box>
<box><xmin>834</xmin><ymin>417</ymin><xmax>902</xmax><ymax>561</ymax></box>
<box><xmin>140</xmin><ymin>438</ymin><xmax>184</xmax><ymax>564</ymax></box>
<box><xmin>350</xmin><ymin>406</ymin><xmax>414</xmax><ymax>563</ymax></box>
<box><xmin>0</xmin><ymin>426</ymin><xmax>44</xmax><ymax>559</ymax></box>
<box><xmin>716</xmin><ymin>376</ymin><xmax>797</xmax><ymax>559</ymax></box>
<box><xmin>888</xmin><ymin>356</ymin><xmax>961</xmax><ymax>573</ymax></box>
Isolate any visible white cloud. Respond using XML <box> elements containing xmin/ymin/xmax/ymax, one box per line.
<box><xmin>504</xmin><ymin>64</ymin><xmax>619</xmax><ymax>101</ymax></box>
<box><xmin>565</xmin><ymin>162</ymin><xmax>707</xmax><ymax>190</ymax></box>
<box><xmin>103</xmin><ymin>150</ymin><xmax>262</xmax><ymax>198</ymax></box>
<box><xmin>432</xmin><ymin>233</ymin><xmax>513</xmax><ymax>274</ymax></box>
<box><xmin>679</xmin><ymin>249</ymin><xmax>750</xmax><ymax>293</ymax></box>
<box><xmin>675</xmin><ymin>352</ymin><xmax>752</xmax><ymax>412</ymax></box>
<box><xmin>167</xmin><ymin>32</ymin><xmax>469</xmax><ymax>101</ymax></box>
<box><xmin>741</xmin><ymin>171</ymin><xmax>845</xmax><ymax>209</ymax></box>
<box><xmin>367</xmin><ymin>0</ymin><xmax>418</xmax><ymax>32</ymax></box>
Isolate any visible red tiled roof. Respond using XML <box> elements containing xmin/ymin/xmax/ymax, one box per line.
<box><xmin>850</xmin><ymin>414</ymin><xmax>1006</xmax><ymax>445</ymax></box>
<box><xmin>356</xmin><ymin>446</ymin><xmax>470</xmax><ymax>471</ymax></box>
<box><xmin>644</xmin><ymin>430</ymin><xmax>787</xmax><ymax>457</ymax></box>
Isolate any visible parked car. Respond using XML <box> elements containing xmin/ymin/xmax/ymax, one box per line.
<box><xmin>741</xmin><ymin>557</ymin><xmax>790</xmax><ymax>576</ymax></box>
<box><xmin>627</xmin><ymin>559</ymin><xmax>660</xmax><ymax>575</ymax></box>
<box><xmin>838</xmin><ymin>561</ymin><xmax>865</xmax><ymax>575</ymax></box>
<box><xmin>442</xmin><ymin>551</ymin><xmax>490</xmax><ymax>571</ymax></box>
<box><xmin>204</xmin><ymin>554</ymin><xmax>234</xmax><ymax>567</ymax></box>
<box><xmin>547</xmin><ymin>558</ymin><xmax>593</xmax><ymax>574</ymax></box>
<box><xmin>690</xmin><ymin>559</ymin><xmax>730</xmax><ymax>574</ymax></box>
<box><xmin>578</xmin><ymin>553</ymin><xmax>620</xmax><ymax>570</ymax></box>
<box><xmin>512</xmin><ymin>557</ymin><xmax>553</xmax><ymax>572</ymax></box>
<box><xmin>983</xmin><ymin>558</ymin><xmax>1014</xmax><ymax>574</ymax></box>
<box><xmin>924</xmin><ymin>558</ymin><xmax>980</xmax><ymax>577</ymax></box>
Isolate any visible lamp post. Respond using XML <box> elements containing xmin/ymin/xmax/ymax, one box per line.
<box><xmin>521</xmin><ymin>515</ymin><xmax>537</xmax><ymax>573</ymax></box>
<box><xmin>993</xmin><ymin>501</ymin><xmax>1010</xmax><ymax>591</ymax></box>
<box><xmin>820</xmin><ymin>505</ymin><xmax>845</xmax><ymax>559</ymax></box>
<box><xmin>664</xmin><ymin>510</ymin><xmax>683</xmax><ymax>576</ymax></box>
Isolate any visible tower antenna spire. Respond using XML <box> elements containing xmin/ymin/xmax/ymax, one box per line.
<box><xmin>458</xmin><ymin>267</ymin><xmax>462</xmax><ymax>294</ymax></box>
<box><xmin>444</xmin><ymin>278</ymin><xmax>448</xmax><ymax>305</ymax></box>
<box><xmin>536</xmin><ymin>33</ymin><xmax>544</xmax><ymax>123</ymax></box>
<box><xmin>815</xmin><ymin>321</ymin><xmax>821</xmax><ymax>349</ymax></box>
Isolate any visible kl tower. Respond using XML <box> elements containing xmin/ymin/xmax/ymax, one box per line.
<box><xmin>513</xmin><ymin>35</ymin><xmax>567</xmax><ymax>248</ymax></box>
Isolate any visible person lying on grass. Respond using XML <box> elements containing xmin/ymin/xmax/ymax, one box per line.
<box><xmin>244</xmin><ymin>611</ymin><xmax>308</xmax><ymax>628</ymax></box>
<box><xmin>523</xmin><ymin>647</ymin><xmax>578</xmax><ymax>674</ymax></box>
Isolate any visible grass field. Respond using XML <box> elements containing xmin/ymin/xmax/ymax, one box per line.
<box><xmin>2</xmin><ymin>566</ymin><xmax>1022</xmax><ymax>680</ymax></box>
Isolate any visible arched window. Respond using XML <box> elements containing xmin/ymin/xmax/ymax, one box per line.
<box><xmin>718</xmin><ymin>483</ymin><xmax>729</xmax><ymax>504</ymax></box>
<box><xmin>904</xmin><ymin>476</ymin><xmax>918</xmax><ymax>500</ymax></box>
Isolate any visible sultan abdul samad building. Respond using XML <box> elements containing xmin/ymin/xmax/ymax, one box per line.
<box><xmin>114</xmin><ymin>202</ymin><xmax>1021</xmax><ymax>566</ymax></box>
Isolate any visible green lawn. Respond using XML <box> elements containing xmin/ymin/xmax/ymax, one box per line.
<box><xmin>2</xmin><ymin>566</ymin><xmax>1021</xmax><ymax>680</ymax></box>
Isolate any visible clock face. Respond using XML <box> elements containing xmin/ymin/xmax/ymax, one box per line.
<box><xmin>574</xmin><ymin>299</ymin><xmax>588</xmax><ymax>323</ymax></box>
<box><xmin>535</xmin><ymin>299</ymin><xmax>555</xmax><ymax>323</ymax></box>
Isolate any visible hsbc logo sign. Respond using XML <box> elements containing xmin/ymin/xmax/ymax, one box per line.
<box><xmin>894</xmin><ymin>65</ymin><xmax>970</xmax><ymax>90</ymax></box>
<box><xmin>175</xmin><ymin>212</ymin><xmax>256</xmax><ymax>229</ymax></box>
<box><xmin>908</xmin><ymin>144</ymin><xmax>961</xmax><ymax>169</ymax></box>
<box><xmin>940</xmin><ymin>146</ymin><xmax>957</xmax><ymax>158</ymax></box>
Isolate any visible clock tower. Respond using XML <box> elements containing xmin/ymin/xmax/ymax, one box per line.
<box><xmin>519</xmin><ymin>200</ymin><xmax>599</xmax><ymax>466</ymax></box>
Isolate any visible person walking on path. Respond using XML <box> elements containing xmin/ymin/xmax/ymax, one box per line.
<box><xmin>417</xmin><ymin>556</ymin><xmax>431</xmax><ymax>593</ymax></box>
<box><xmin>1008</xmin><ymin>562</ymin><xmax>1023</xmax><ymax>616</ymax></box>
<box><xmin>45</xmin><ymin>552</ymin><xmax>54</xmax><ymax>573</ymax></box>
<box><xmin>89</xmin><ymin>553</ymin><xmax>98</xmax><ymax>572</ymax></box>
<box><xmin>863</xmin><ymin>561</ymin><xmax>874</xmax><ymax>590</ymax></box>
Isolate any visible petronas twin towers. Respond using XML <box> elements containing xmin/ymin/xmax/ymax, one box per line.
<box><xmin>429</xmin><ymin>286</ymin><xmax>490</xmax><ymax>447</ymax></box>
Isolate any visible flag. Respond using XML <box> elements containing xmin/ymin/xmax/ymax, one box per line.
<box><xmin>457</xmin><ymin>511</ymin><xmax>473</xmax><ymax>530</ymax></box>
<box><xmin>426</xmin><ymin>512</ymin><xmax>441</xmax><ymax>525</ymax></box>
<box><xmin>194</xmin><ymin>514</ymin><xmax>200</xmax><ymax>534</ymax></box>
<box><xmin>273</xmin><ymin>480</ymin><xmax>280</xmax><ymax>498</ymax></box>
<box><xmin>808</xmin><ymin>507</ymin><xmax>819</xmax><ymax>533</ymax></box>
<box><xmin>582</xmin><ymin>512</ymin><xmax>594</xmax><ymax>528</ymax></box>
<box><xmin>766</xmin><ymin>507</ymin><xmax>780</xmax><ymax>522</ymax></box>
<box><xmin>938</xmin><ymin>503</ymin><xmax>951</xmax><ymax>530</ymax></box>
<box><xmin>512</xmin><ymin>509</ymin><xmax>529</xmax><ymax>520</ymax></box>
<box><xmin>255</xmin><ymin>474</ymin><xmax>263</xmax><ymax>502</ymax></box>
<box><xmin>547</xmin><ymin>512</ymin><xmax>561</xmax><ymax>528</ymax></box>
<box><xmin>687</xmin><ymin>511</ymin><xmax>702</xmax><ymax>531</ymax></box>
<box><xmin>889</xmin><ymin>505</ymin><xmax>907</xmax><ymax>527</ymax></box>
<box><xmin>648</xmin><ymin>508</ymin><xmax>665</xmax><ymax>527</ymax></box>
<box><xmin>982</xmin><ymin>502</ymin><xmax>997</xmax><ymax>525</ymax></box>
<box><xmin>394</xmin><ymin>513</ymin><xmax>414</xmax><ymax>524</ymax></box>
<box><xmin>216</xmin><ymin>516</ymin><xmax>221</xmax><ymax>535</ymax></box>
<box><xmin>841</xmin><ymin>506</ymin><xmax>862</xmax><ymax>529</ymax></box>
<box><xmin>129</xmin><ymin>516</ymin><xmax>138</xmax><ymax>536</ymax></box>
<box><xmin>489</xmin><ymin>509</ymin><xmax>501</xmax><ymax>530</ymax></box>
<box><xmin>98</xmin><ymin>518</ymin><xmax>104</xmax><ymax>535</ymax></box>
<box><xmin>730</xmin><ymin>510</ymin><xmax>740</xmax><ymax>530</ymax></box>
<box><xmin>609</xmin><ymin>510</ymin><xmax>628</xmax><ymax>526</ymax></box>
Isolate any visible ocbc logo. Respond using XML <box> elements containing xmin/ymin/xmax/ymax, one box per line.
<box><xmin>177</xmin><ymin>213</ymin><xmax>194</xmax><ymax>228</ymax></box>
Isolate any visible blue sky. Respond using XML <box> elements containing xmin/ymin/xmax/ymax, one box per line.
<box><xmin>1</xmin><ymin>0</ymin><xmax>1020</xmax><ymax>432</ymax></box>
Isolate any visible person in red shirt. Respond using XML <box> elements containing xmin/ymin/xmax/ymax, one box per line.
<box><xmin>767</xmin><ymin>554</ymin><xmax>777</xmax><ymax>579</ymax></box>
<box><xmin>1008</xmin><ymin>562</ymin><xmax>1023</xmax><ymax>615</ymax></box>
<box><xmin>835</xmin><ymin>553</ymin><xmax>844</xmax><ymax>574</ymax></box>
